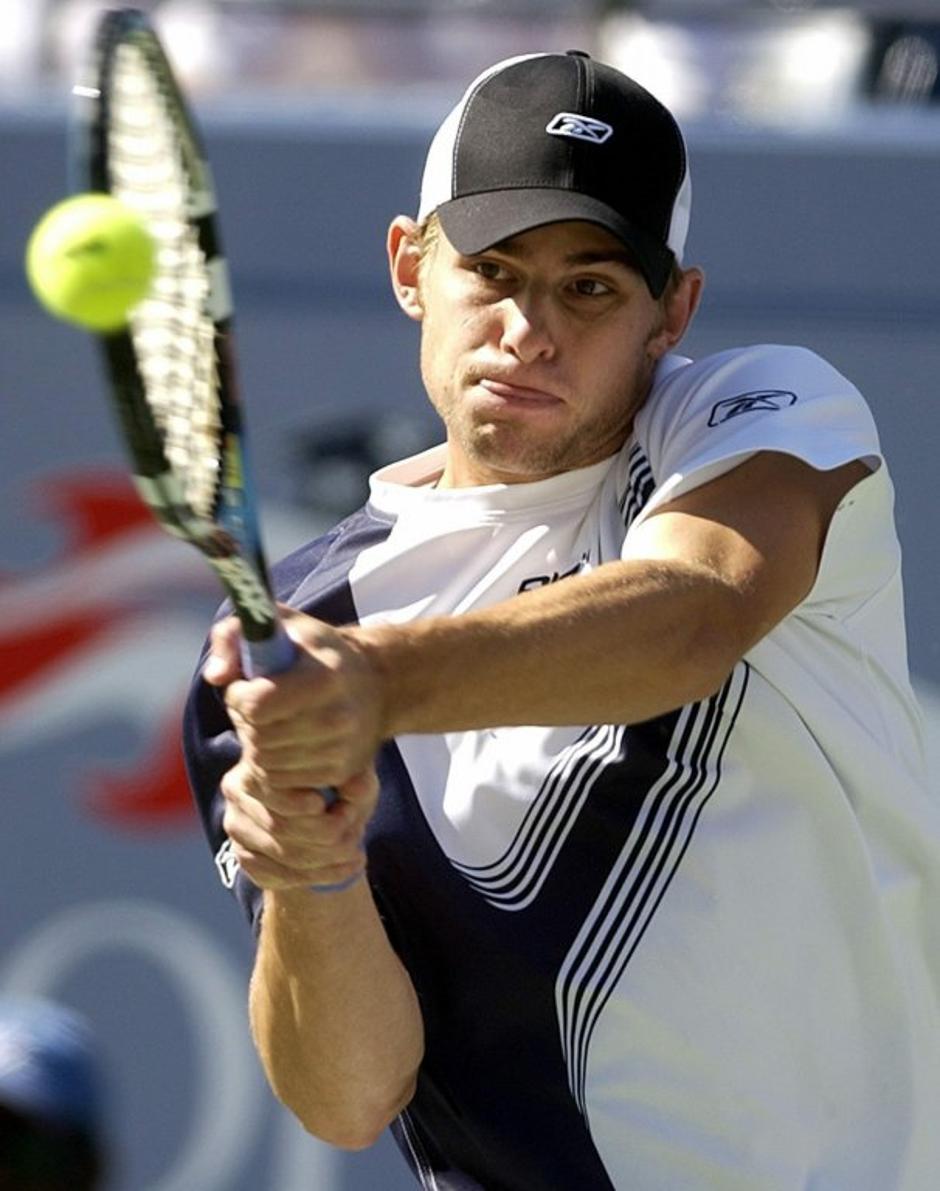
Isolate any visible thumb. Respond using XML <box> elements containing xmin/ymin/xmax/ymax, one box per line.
<box><xmin>203</xmin><ymin>616</ymin><xmax>244</xmax><ymax>686</ymax></box>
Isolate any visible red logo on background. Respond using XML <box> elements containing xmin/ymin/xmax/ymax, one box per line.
<box><xmin>0</xmin><ymin>472</ymin><xmax>218</xmax><ymax>830</ymax></box>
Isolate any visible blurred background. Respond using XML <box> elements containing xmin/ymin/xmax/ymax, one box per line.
<box><xmin>1</xmin><ymin>2</ymin><xmax>938</xmax><ymax>1188</ymax></box>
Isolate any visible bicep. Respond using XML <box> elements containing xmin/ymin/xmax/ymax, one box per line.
<box><xmin>622</xmin><ymin>451</ymin><xmax>869</xmax><ymax>652</ymax></box>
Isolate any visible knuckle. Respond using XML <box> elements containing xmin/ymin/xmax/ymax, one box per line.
<box><xmin>271</xmin><ymin>786</ymin><xmax>309</xmax><ymax>817</ymax></box>
<box><xmin>253</xmin><ymin>745</ymin><xmax>279</xmax><ymax>774</ymax></box>
<box><xmin>220</xmin><ymin>769</ymin><xmax>241</xmax><ymax>802</ymax></box>
<box><xmin>323</xmin><ymin>701</ymin><xmax>357</xmax><ymax>735</ymax></box>
<box><xmin>228</xmin><ymin>681</ymin><xmax>274</xmax><ymax>725</ymax></box>
<box><xmin>238</xmin><ymin>722</ymin><xmax>260</xmax><ymax>750</ymax></box>
<box><xmin>221</xmin><ymin>806</ymin><xmax>238</xmax><ymax>838</ymax></box>
<box><xmin>235</xmin><ymin>690</ymin><xmax>263</xmax><ymax>722</ymax></box>
<box><xmin>209</xmin><ymin>619</ymin><xmax>233</xmax><ymax>649</ymax></box>
<box><xmin>229</xmin><ymin>838</ymin><xmax>255</xmax><ymax>869</ymax></box>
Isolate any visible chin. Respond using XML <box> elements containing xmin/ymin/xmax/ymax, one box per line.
<box><xmin>465</xmin><ymin>437</ymin><xmax>574</xmax><ymax>484</ymax></box>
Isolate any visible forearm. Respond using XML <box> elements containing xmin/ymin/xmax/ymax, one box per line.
<box><xmin>356</xmin><ymin>558</ymin><xmax>752</xmax><ymax>735</ymax></box>
<box><xmin>250</xmin><ymin>882</ymin><xmax>424</xmax><ymax>1149</ymax></box>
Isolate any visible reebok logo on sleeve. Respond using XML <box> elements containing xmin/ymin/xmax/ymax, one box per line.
<box><xmin>708</xmin><ymin>390</ymin><xmax>798</xmax><ymax>427</ymax></box>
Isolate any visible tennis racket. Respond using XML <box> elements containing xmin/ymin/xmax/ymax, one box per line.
<box><xmin>72</xmin><ymin>6</ymin><xmax>293</xmax><ymax>678</ymax></box>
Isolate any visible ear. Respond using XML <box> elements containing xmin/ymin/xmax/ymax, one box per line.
<box><xmin>649</xmin><ymin>266</ymin><xmax>705</xmax><ymax>359</ymax></box>
<box><xmin>387</xmin><ymin>215</ymin><xmax>425</xmax><ymax>322</ymax></box>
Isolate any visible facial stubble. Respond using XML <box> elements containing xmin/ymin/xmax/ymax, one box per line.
<box><xmin>423</xmin><ymin>328</ymin><xmax>663</xmax><ymax>485</ymax></box>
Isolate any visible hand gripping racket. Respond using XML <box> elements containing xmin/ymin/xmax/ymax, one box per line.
<box><xmin>73</xmin><ymin>7</ymin><xmax>293</xmax><ymax>678</ymax></box>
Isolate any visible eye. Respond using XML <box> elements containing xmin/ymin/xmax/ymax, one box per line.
<box><xmin>570</xmin><ymin>277</ymin><xmax>614</xmax><ymax>297</ymax></box>
<box><xmin>472</xmin><ymin>259</ymin><xmax>511</xmax><ymax>282</ymax></box>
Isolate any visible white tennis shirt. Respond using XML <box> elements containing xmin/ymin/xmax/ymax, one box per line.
<box><xmin>187</xmin><ymin>343</ymin><xmax>940</xmax><ymax>1189</ymax></box>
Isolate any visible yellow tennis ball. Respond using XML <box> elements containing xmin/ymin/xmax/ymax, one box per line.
<box><xmin>25</xmin><ymin>193</ymin><xmax>156</xmax><ymax>333</ymax></box>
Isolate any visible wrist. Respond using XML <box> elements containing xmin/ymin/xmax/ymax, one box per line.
<box><xmin>310</xmin><ymin>863</ymin><xmax>368</xmax><ymax>894</ymax></box>
<box><xmin>343</xmin><ymin>621</ymin><xmax>403</xmax><ymax>739</ymax></box>
<box><xmin>264</xmin><ymin>870</ymin><xmax>369</xmax><ymax>922</ymax></box>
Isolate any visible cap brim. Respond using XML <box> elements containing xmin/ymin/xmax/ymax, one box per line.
<box><xmin>436</xmin><ymin>188</ymin><xmax>675</xmax><ymax>297</ymax></box>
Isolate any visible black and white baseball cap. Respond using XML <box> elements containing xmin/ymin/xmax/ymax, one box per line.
<box><xmin>418</xmin><ymin>51</ymin><xmax>691</xmax><ymax>298</ymax></box>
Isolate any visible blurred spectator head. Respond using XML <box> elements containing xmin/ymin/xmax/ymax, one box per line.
<box><xmin>0</xmin><ymin>998</ymin><xmax>106</xmax><ymax>1191</ymax></box>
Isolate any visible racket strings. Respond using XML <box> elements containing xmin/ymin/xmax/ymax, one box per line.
<box><xmin>106</xmin><ymin>40</ymin><xmax>222</xmax><ymax>521</ymax></box>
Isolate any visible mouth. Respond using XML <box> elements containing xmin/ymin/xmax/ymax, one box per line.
<box><xmin>476</xmin><ymin>378</ymin><xmax>564</xmax><ymax>408</ymax></box>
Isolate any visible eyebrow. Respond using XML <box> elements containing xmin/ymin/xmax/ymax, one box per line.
<box><xmin>565</xmin><ymin>249</ymin><xmax>639</xmax><ymax>271</ymax></box>
<box><xmin>483</xmin><ymin>238</ymin><xmax>641</xmax><ymax>273</ymax></box>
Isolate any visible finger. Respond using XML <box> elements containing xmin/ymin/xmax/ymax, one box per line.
<box><xmin>227</xmin><ymin>751</ymin><xmax>348</xmax><ymax>794</ymax></box>
<box><xmin>230</xmin><ymin>843</ymin><xmax>366</xmax><ymax>892</ymax></box>
<box><xmin>223</xmin><ymin>790</ymin><xmax>361</xmax><ymax>865</ymax></box>
<box><xmin>231</xmin><ymin>693</ymin><xmax>360</xmax><ymax>751</ymax></box>
<box><xmin>222</xmin><ymin>768</ymin><xmax>361</xmax><ymax>846</ymax></box>
<box><xmin>243</xmin><ymin>782</ymin><xmax>335</xmax><ymax>819</ymax></box>
<box><xmin>243</xmin><ymin>756</ymin><xmax>359</xmax><ymax>794</ymax></box>
<box><xmin>223</xmin><ymin>674</ymin><xmax>338</xmax><ymax>738</ymax></box>
<box><xmin>204</xmin><ymin>616</ymin><xmax>246</xmax><ymax>686</ymax></box>
<box><xmin>223</xmin><ymin>675</ymin><xmax>282</xmax><ymax>726</ymax></box>
<box><xmin>222</xmin><ymin>773</ymin><xmax>329</xmax><ymax>820</ymax></box>
<box><xmin>223</xmin><ymin>628</ymin><xmax>361</xmax><ymax>724</ymax></box>
<box><xmin>226</xmin><ymin>718</ymin><xmax>367</xmax><ymax>790</ymax></box>
<box><xmin>335</xmin><ymin>766</ymin><xmax>380</xmax><ymax>810</ymax></box>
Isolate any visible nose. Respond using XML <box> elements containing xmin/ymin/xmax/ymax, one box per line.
<box><xmin>498</xmin><ymin>292</ymin><xmax>556</xmax><ymax>364</ymax></box>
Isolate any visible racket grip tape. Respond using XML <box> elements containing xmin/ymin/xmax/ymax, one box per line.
<box><xmin>241</xmin><ymin>621</ymin><xmax>296</xmax><ymax>677</ymax></box>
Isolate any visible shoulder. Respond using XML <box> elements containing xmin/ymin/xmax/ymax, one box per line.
<box><xmin>269</xmin><ymin>523</ymin><xmax>347</xmax><ymax>603</ymax></box>
<box><xmin>270</xmin><ymin>501</ymin><xmax>396</xmax><ymax>611</ymax></box>
<box><xmin>642</xmin><ymin>344</ymin><xmax>864</xmax><ymax>424</ymax></box>
<box><xmin>634</xmin><ymin>344</ymin><xmax>880</xmax><ymax>480</ymax></box>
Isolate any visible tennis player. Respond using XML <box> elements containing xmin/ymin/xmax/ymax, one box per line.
<box><xmin>185</xmin><ymin>52</ymin><xmax>940</xmax><ymax>1190</ymax></box>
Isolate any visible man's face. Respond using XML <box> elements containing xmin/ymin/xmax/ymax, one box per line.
<box><xmin>413</xmin><ymin>221</ymin><xmax>672</xmax><ymax>488</ymax></box>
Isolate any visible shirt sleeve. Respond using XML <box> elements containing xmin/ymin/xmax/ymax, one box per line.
<box><xmin>627</xmin><ymin>344</ymin><xmax>897</xmax><ymax>617</ymax></box>
<box><xmin>632</xmin><ymin>344</ymin><xmax>882</xmax><ymax>521</ymax></box>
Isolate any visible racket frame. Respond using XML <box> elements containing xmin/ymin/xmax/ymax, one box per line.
<box><xmin>74</xmin><ymin>7</ymin><xmax>293</xmax><ymax>675</ymax></box>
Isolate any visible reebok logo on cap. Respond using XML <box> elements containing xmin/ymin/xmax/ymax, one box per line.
<box><xmin>546</xmin><ymin>112</ymin><xmax>614</xmax><ymax>144</ymax></box>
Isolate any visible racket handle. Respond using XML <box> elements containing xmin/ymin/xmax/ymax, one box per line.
<box><xmin>240</xmin><ymin>622</ymin><xmax>339</xmax><ymax>810</ymax></box>
<box><xmin>241</xmin><ymin>620</ymin><xmax>296</xmax><ymax>677</ymax></box>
